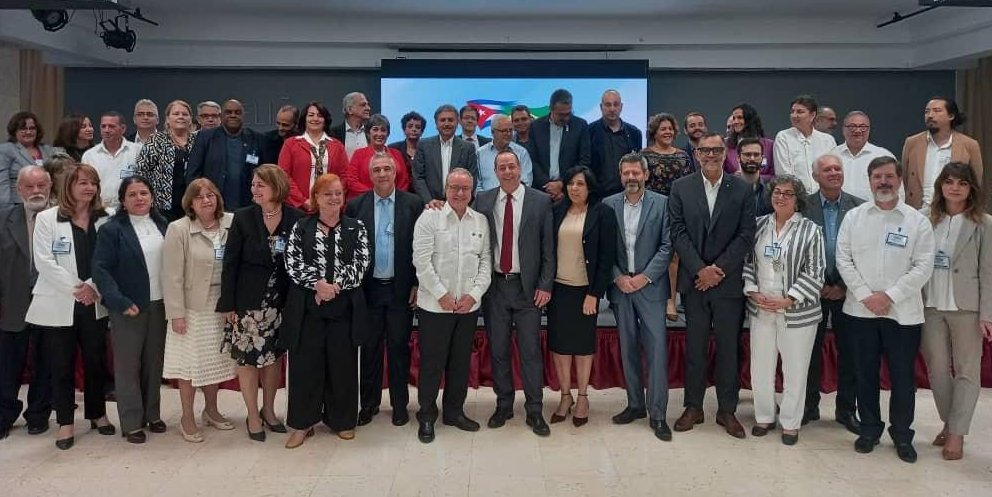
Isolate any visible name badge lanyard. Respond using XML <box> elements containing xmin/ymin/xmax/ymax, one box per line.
<box><xmin>935</xmin><ymin>216</ymin><xmax>958</xmax><ymax>269</ymax></box>
<box><xmin>769</xmin><ymin>221</ymin><xmax>796</xmax><ymax>272</ymax></box>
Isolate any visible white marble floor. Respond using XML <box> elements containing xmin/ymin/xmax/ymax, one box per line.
<box><xmin>1</xmin><ymin>386</ymin><xmax>990</xmax><ymax>497</ymax></box>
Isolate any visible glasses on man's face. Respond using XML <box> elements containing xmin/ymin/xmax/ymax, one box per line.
<box><xmin>771</xmin><ymin>190</ymin><xmax>796</xmax><ymax>198</ymax></box>
<box><xmin>447</xmin><ymin>185</ymin><xmax>472</xmax><ymax>194</ymax></box>
<box><xmin>844</xmin><ymin>124</ymin><xmax>870</xmax><ymax>131</ymax></box>
<box><xmin>697</xmin><ymin>147</ymin><xmax>725</xmax><ymax>156</ymax></box>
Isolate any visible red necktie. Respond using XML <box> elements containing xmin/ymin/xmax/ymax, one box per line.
<box><xmin>500</xmin><ymin>193</ymin><xmax>514</xmax><ymax>274</ymax></box>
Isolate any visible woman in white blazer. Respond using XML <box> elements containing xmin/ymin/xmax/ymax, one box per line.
<box><xmin>26</xmin><ymin>164</ymin><xmax>114</xmax><ymax>450</ymax></box>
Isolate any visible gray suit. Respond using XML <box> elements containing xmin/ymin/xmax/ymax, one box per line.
<box><xmin>475</xmin><ymin>185</ymin><xmax>555</xmax><ymax>415</ymax></box>
<box><xmin>412</xmin><ymin>135</ymin><xmax>480</xmax><ymax>203</ymax></box>
<box><xmin>801</xmin><ymin>190</ymin><xmax>864</xmax><ymax>415</ymax></box>
<box><xmin>0</xmin><ymin>143</ymin><xmax>54</xmax><ymax>207</ymax></box>
<box><xmin>604</xmin><ymin>190</ymin><xmax>672</xmax><ymax>420</ymax></box>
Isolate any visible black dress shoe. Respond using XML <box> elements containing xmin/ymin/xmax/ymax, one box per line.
<box><xmin>525</xmin><ymin>414</ymin><xmax>550</xmax><ymax>437</ymax></box>
<box><xmin>392</xmin><ymin>409</ymin><xmax>410</xmax><ymax>427</ymax></box>
<box><xmin>854</xmin><ymin>436</ymin><xmax>879</xmax><ymax>454</ymax></box>
<box><xmin>442</xmin><ymin>413</ymin><xmax>481</xmax><ymax>432</ymax></box>
<box><xmin>835</xmin><ymin>411</ymin><xmax>861</xmax><ymax>436</ymax></box>
<box><xmin>260</xmin><ymin>411</ymin><xmax>287</xmax><ymax>433</ymax></box>
<box><xmin>611</xmin><ymin>407</ymin><xmax>647</xmax><ymax>425</ymax></box>
<box><xmin>751</xmin><ymin>423</ymin><xmax>775</xmax><ymax>437</ymax></box>
<box><xmin>650</xmin><ymin>419</ymin><xmax>672</xmax><ymax>442</ymax></box>
<box><xmin>0</xmin><ymin>425</ymin><xmax>9</xmax><ymax>440</ymax></box>
<box><xmin>27</xmin><ymin>422</ymin><xmax>49</xmax><ymax>435</ymax></box>
<box><xmin>90</xmin><ymin>420</ymin><xmax>117</xmax><ymax>436</ymax></box>
<box><xmin>246</xmin><ymin>418</ymin><xmax>266</xmax><ymax>442</ymax></box>
<box><xmin>487</xmin><ymin>408</ymin><xmax>514</xmax><ymax>429</ymax></box>
<box><xmin>895</xmin><ymin>443</ymin><xmax>918</xmax><ymax>463</ymax></box>
<box><xmin>801</xmin><ymin>409</ymin><xmax>820</xmax><ymax>426</ymax></box>
<box><xmin>55</xmin><ymin>436</ymin><xmax>74</xmax><ymax>450</ymax></box>
<box><xmin>126</xmin><ymin>430</ymin><xmax>147</xmax><ymax>444</ymax></box>
<box><xmin>147</xmin><ymin>420</ymin><xmax>167</xmax><ymax>434</ymax></box>
<box><xmin>781</xmin><ymin>432</ymin><xmax>799</xmax><ymax>446</ymax></box>
<box><xmin>357</xmin><ymin>407</ymin><xmax>379</xmax><ymax>427</ymax></box>
<box><xmin>417</xmin><ymin>420</ymin><xmax>435</xmax><ymax>444</ymax></box>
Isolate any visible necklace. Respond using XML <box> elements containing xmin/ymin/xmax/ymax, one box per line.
<box><xmin>263</xmin><ymin>208</ymin><xmax>279</xmax><ymax>219</ymax></box>
<box><xmin>202</xmin><ymin>221</ymin><xmax>218</xmax><ymax>230</ymax></box>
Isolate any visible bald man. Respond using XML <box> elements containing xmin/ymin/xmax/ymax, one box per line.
<box><xmin>814</xmin><ymin>106</ymin><xmax>838</xmax><ymax>135</ymax></box>
<box><xmin>589</xmin><ymin>90</ymin><xmax>643</xmax><ymax>197</ymax></box>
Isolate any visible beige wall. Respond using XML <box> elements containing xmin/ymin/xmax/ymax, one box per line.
<box><xmin>0</xmin><ymin>41</ymin><xmax>20</xmax><ymax>127</ymax></box>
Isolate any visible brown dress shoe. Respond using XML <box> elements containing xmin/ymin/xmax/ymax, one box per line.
<box><xmin>673</xmin><ymin>407</ymin><xmax>704</xmax><ymax>432</ymax></box>
<box><xmin>715</xmin><ymin>412</ymin><xmax>746</xmax><ymax>439</ymax></box>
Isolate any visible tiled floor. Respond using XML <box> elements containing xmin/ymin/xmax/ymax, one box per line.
<box><xmin>1</xmin><ymin>386</ymin><xmax>990</xmax><ymax>496</ymax></box>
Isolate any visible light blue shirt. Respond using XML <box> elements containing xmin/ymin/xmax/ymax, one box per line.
<box><xmin>373</xmin><ymin>189</ymin><xmax>396</xmax><ymax>279</ymax></box>
<box><xmin>475</xmin><ymin>142</ymin><xmax>533</xmax><ymax>191</ymax></box>
<box><xmin>549</xmin><ymin>122</ymin><xmax>564</xmax><ymax>180</ymax></box>
<box><xmin>820</xmin><ymin>192</ymin><xmax>840</xmax><ymax>274</ymax></box>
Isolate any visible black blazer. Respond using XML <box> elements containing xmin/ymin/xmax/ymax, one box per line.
<box><xmin>186</xmin><ymin>127</ymin><xmax>266</xmax><ymax>210</ymax></box>
<box><xmin>278</xmin><ymin>215</ymin><xmax>371</xmax><ymax>351</ymax></box>
<box><xmin>668</xmin><ymin>172</ymin><xmax>756</xmax><ymax>297</ymax></box>
<box><xmin>91</xmin><ymin>212</ymin><xmax>169</xmax><ymax>313</ymax></box>
<box><xmin>328</xmin><ymin>122</ymin><xmax>346</xmax><ymax>143</ymax></box>
<box><xmin>0</xmin><ymin>206</ymin><xmax>34</xmax><ymax>331</ymax></box>
<box><xmin>552</xmin><ymin>201</ymin><xmax>618</xmax><ymax>298</ymax></box>
<box><xmin>529</xmin><ymin>115</ymin><xmax>591</xmax><ymax>189</ymax></box>
<box><xmin>259</xmin><ymin>129</ymin><xmax>287</xmax><ymax>166</ymax></box>
<box><xmin>801</xmin><ymin>190</ymin><xmax>864</xmax><ymax>286</ymax></box>
<box><xmin>216</xmin><ymin>203</ymin><xmax>303</xmax><ymax>313</ymax></box>
<box><xmin>345</xmin><ymin>189</ymin><xmax>424</xmax><ymax>302</ymax></box>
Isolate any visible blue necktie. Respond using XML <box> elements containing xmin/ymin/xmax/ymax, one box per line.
<box><xmin>375</xmin><ymin>198</ymin><xmax>392</xmax><ymax>277</ymax></box>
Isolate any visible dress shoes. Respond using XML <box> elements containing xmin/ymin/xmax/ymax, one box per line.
<box><xmin>126</xmin><ymin>430</ymin><xmax>147</xmax><ymax>444</ymax></box>
<box><xmin>418</xmin><ymin>420</ymin><xmax>436</xmax><ymax>444</ymax></box>
<box><xmin>835</xmin><ymin>411</ymin><xmax>860</xmax><ymax>435</ymax></box>
<box><xmin>673</xmin><ymin>407</ymin><xmax>704</xmax><ymax>432</ymax></box>
<box><xmin>525</xmin><ymin>413</ymin><xmax>551</xmax><ymax>437</ymax></box>
<box><xmin>854</xmin><ymin>436</ymin><xmax>879</xmax><ymax>454</ymax></box>
<box><xmin>246</xmin><ymin>418</ymin><xmax>266</xmax><ymax>442</ymax></box>
<box><xmin>650</xmin><ymin>419</ymin><xmax>672</xmax><ymax>442</ymax></box>
<box><xmin>487</xmin><ymin>408</ymin><xmax>514</xmax><ymax>429</ymax></box>
<box><xmin>260</xmin><ymin>410</ymin><xmax>287</xmax><ymax>433</ymax></box>
<box><xmin>90</xmin><ymin>420</ymin><xmax>117</xmax><ymax>436</ymax></box>
<box><xmin>751</xmin><ymin>423</ymin><xmax>775</xmax><ymax>437</ymax></box>
<box><xmin>202</xmin><ymin>411</ymin><xmax>235</xmax><ymax>431</ymax></box>
<box><xmin>932</xmin><ymin>429</ymin><xmax>948</xmax><ymax>447</ymax></box>
<box><xmin>611</xmin><ymin>407</ymin><xmax>647</xmax><ymax>425</ymax></box>
<box><xmin>392</xmin><ymin>409</ymin><xmax>410</xmax><ymax>427</ymax></box>
<box><xmin>781</xmin><ymin>432</ymin><xmax>799</xmax><ymax>446</ymax></box>
<box><xmin>443</xmin><ymin>413</ymin><xmax>481</xmax><ymax>432</ymax></box>
<box><xmin>0</xmin><ymin>425</ymin><xmax>9</xmax><ymax>440</ymax></box>
<box><xmin>284</xmin><ymin>428</ymin><xmax>314</xmax><ymax>449</ymax></box>
<box><xmin>715</xmin><ymin>412</ymin><xmax>746</xmax><ymax>439</ymax></box>
<box><xmin>801</xmin><ymin>408</ymin><xmax>820</xmax><ymax>426</ymax></box>
<box><xmin>147</xmin><ymin>420</ymin><xmax>167</xmax><ymax>434</ymax></box>
<box><xmin>55</xmin><ymin>436</ymin><xmax>74</xmax><ymax>450</ymax></box>
<box><xmin>27</xmin><ymin>422</ymin><xmax>49</xmax><ymax>435</ymax></box>
<box><xmin>357</xmin><ymin>406</ymin><xmax>379</xmax><ymax>427</ymax></box>
<box><xmin>336</xmin><ymin>429</ymin><xmax>355</xmax><ymax>440</ymax></box>
<box><xmin>895</xmin><ymin>443</ymin><xmax>917</xmax><ymax>463</ymax></box>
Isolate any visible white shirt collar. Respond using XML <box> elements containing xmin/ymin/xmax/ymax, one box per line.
<box><xmin>703</xmin><ymin>173</ymin><xmax>724</xmax><ymax>188</ymax></box>
<box><xmin>498</xmin><ymin>182</ymin><xmax>525</xmax><ymax>202</ymax></box>
<box><xmin>303</xmin><ymin>132</ymin><xmax>330</xmax><ymax>146</ymax></box>
<box><xmin>926</xmin><ymin>132</ymin><xmax>953</xmax><ymax>149</ymax></box>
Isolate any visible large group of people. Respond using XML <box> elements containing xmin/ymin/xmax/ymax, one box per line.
<box><xmin>0</xmin><ymin>88</ymin><xmax>987</xmax><ymax>467</ymax></box>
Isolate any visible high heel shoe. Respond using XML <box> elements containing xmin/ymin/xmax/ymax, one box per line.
<box><xmin>260</xmin><ymin>409</ymin><xmax>287</xmax><ymax>433</ymax></box>
<box><xmin>665</xmin><ymin>301</ymin><xmax>679</xmax><ymax>322</ymax></box>
<box><xmin>550</xmin><ymin>392</ymin><xmax>574</xmax><ymax>424</ymax></box>
<box><xmin>90</xmin><ymin>420</ymin><xmax>117</xmax><ymax>436</ymax></box>
<box><xmin>202</xmin><ymin>411</ymin><xmax>235</xmax><ymax>431</ymax></box>
<box><xmin>180</xmin><ymin>423</ymin><xmax>205</xmax><ymax>443</ymax></box>
<box><xmin>572</xmin><ymin>393</ymin><xmax>589</xmax><ymax>427</ymax></box>
<box><xmin>285</xmin><ymin>427</ymin><xmax>315</xmax><ymax>449</ymax></box>
<box><xmin>246</xmin><ymin>417</ymin><xmax>266</xmax><ymax>442</ymax></box>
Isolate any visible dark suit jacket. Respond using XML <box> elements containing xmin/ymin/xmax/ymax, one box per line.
<box><xmin>186</xmin><ymin>127</ymin><xmax>266</xmax><ymax>210</ymax></box>
<box><xmin>259</xmin><ymin>129</ymin><xmax>288</xmax><ymax>166</ymax></box>
<box><xmin>552</xmin><ymin>201</ymin><xmax>618</xmax><ymax>298</ymax></box>
<box><xmin>460</xmin><ymin>134</ymin><xmax>492</xmax><ymax>148</ymax></box>
<box><xmin>346</xmin><ymin>189</ymin><xmax>424</xmax><ymax>302</ymax></box>
<box><xmin>669</xmin><ymin>172</ymin><xmax>756</xmax><ymax>297</ymax></box>
<box><xmin>474</xmin><ymin>185</ymin><xmax>555</xmax><ymax>298</ymax></box>
<box><xmin>0</xmin><ymin>206</ymin><xmax>35</xmax><ymax>331</ymax></box>
<box><xmin>216</xmin><ymin>203</ymin><xmax>303</xmax><ymax>313</ymax></box>
<box><xmin>328</xmin><ymin>122</ymin><xmax>346</xmax><ymax>143</ymax></box>
<box><xmin>411</xmin><ymin>135</ymin><xmax>480</xmax><ymax>203</ymax></box>
<box><xmin>91</xmin><ymin>212</ymin><xmax>170</xmax><ymax>313</ymax></box>
<box><xmin>529</xmin><ymin>116</ymin><xmax>591</xmax><ymax>189</ymax></box>
<box><xmin>801</xmin><ymin>190</ymin><xmax>864</xmax><ymax>286</ymax></box>
<box><xmin>751</xmin><ymin>178</ymin><xmax>773</xmax><ymax>218</ymax></box>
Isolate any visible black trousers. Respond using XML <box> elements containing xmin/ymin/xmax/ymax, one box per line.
<box><xmin>807</xmin><ymin>298</ymin><xmax>858</xmax><ymax>415</ymax></box>
<box><xmin>417</xmin><ymin>309</ymin><xmax>478</xmax><ymax>421</ymax></box>
<box><xmin>359</xmin><ymin>281</ymin><xmax>413</xmax><ymax>412</ymax></box>
<box><xmin>287</xmin><ymin>304</ymin><xmax>358</xmax><ymax>432</ymax></box>
<box><xmin>682</xmin><ymin>291</ymin><xmax>744</xmax><ymax>413</ymax></box>
<box><xmin>847</xmin><ymin>314</ymin><xmax>921</xmax><ymax>444</ymax></box>
<box><xmin>0</xmin><ymin>326</ymin><xmax>52</xmax><ymax>429</ymax></box>
<box><xmin>484</xmin><ymin>276</ymin><xmax>544</xmax><ymax>415</ymax></box>
<box><xmin>44</xmin><ymin>311</ymin><xmax>109</xmax><ymax>426</ymax></box>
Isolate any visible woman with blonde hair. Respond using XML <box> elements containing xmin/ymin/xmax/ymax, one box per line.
<box><xmin>135</xmin><ymin>100</ymin><xmax>197</xmax><ymax>221</ymax></box>
<box><xmin>162</xmin><ymin>178</ymin><xmax>238</xmax><ymax>442</ymax></box>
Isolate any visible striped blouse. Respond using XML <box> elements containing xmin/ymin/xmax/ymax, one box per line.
<box><xmin>743</xmin><ymin>212</ymin><xmax>826</xmax><ymax>328</ymax></box>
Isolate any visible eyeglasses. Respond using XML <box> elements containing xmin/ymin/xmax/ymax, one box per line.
<box><xmin>696</xmin><ymin>147</ymin><xmax>725</xmax><ymax>156</ymax></box>
<box><xmin>771</xmin><ymin>190</ymin><xmax>796</xmax><ymax>198</ymax></box>
<box><xmin>844</xmin><ymin>124</ymin><xmax>870</xmax><ymax>131</ymax></box>
<box><xmin>135</xmin><ymin>112</ymin><xmax>157</xmax><ymax>118</ymax></box>
<box><xmin>446</xmin><ymin>185</ymin><xmax>473</xmax><ymax>193</ymax></box>
<box><xmin>17</xmin><ymin>126</ymin><xmax>37</xmax><ymax>131</ymax></box>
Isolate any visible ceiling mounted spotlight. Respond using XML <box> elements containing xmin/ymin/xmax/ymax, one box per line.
<box><xmin>100</xmin><ymin>14</ymin><xmax>136</xmax><ymax>53</ymax></box>
<box><xmin>31</xmin><ymin>9</ymin><xmax>69</xmax><ymax>32</ymax></box>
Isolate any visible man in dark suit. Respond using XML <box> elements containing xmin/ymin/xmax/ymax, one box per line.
<box><xmin>604</xmin><ymin>153</ymin><xmax>673</xmax><ymax>441</ymax></box>
<box><xmin>801</xmin><ymin>153</ymin><xmax>864</xmax><ymax>433</ymax></box>
<box><xmin>669</xmin><ymin>131</ymin><xmax>756</xmax><ymax>439</ymax></box>
<box><xmin>475</xmin><ymin>149</ymin><xmax>555</xmax><ymax>436</ymax></box>
<box><xmin>346</xmin><ymin>152</ymin><xmax>424</xmax><ymax>427</ymax></box>
<box><xmin>186</xmin><ymin>99</ymin><xmax>265</xmax><ymax>211</ymax></box>
<box><xmin>589</xmin><ymin>90</ymin><xmax>643</xmax><ymax>197</ymax></box>
<box><xmin>412</xmin><ymin>104</ymin><xmax>479</xmax><ymax>205</ymax></box>
<box><xmin>529</xmin><ymin>89</ymin><xmax>591</xmax><ymax>203</ymax></box>
<box><xmin>0</xmin><ymin>165</ymin><xmax>53</xmax><ymax>440</ymax></box>
<box><xmin>458</xmin><ymin>105</ymin><xmax>492</xmax><ymax>150</ymax></box>
<box><xmin>259</xmin><ymin>105</ymin><xmax>299</xmax><ymax>165</ymax></box>
<box><xmin>329</xmin><ymin>92</ymin><xmax>372</xmax><ymax>159</ymax></box>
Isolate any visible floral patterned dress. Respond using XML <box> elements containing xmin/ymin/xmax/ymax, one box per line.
<box><xmin>222</xmin><ymin>234</ymin><xmax>286</xmax><ymax>368</ymax></box>
<box><xmin>643</xmin><ymin>148</ymin><xmax>693</xmax><ymax>196</ymax></box>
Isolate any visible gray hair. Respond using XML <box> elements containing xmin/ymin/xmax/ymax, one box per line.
<box><xmin>434</xmin><ymin>104</ymin><xmax>458</xmax><ymax>121</ymax></box>
<box><xmin>17</xmin><ymin>164</ymin><xmax>51</xmax><ymax>185</ymax></box>
<box><xmin>490</xmin><ymin>114</ymin><xmax>511</xmax><ymax>127</ymax></box>
<box><xmin>843</xmin><ymin>110</ymin><xmax>870</xmax><ymax>123</ymax></box>
<box><xmin>197</xmin><ymin>101</ymin><xmax>221</xmax><ymax>113</ymax></box>
<box><xmin>814</xmin><ymin>153</ymin><xmax>844</xmax><ymax>173</ymax></box>
<box><xmin>366</xmin><ymin>114</ymin><xmax>390</xmax><ymax>134</ymax></box>
<box><xmin>618</xmin><ymin>151</ymin><xmax>648</xmax><ymax>173</ymax></box>
<box><xmin>601</xmin><ymin>89</ymin><xmax>621</xmax><ymax>101</ymax></box>
<box><xmin>342</xmin><ymin>92</ymin><xmax>365</xmax><ymax>115</ymax></box>
<box><xmin>445</xmin><ymin>167</ymin><xmax>474</xmax><ymax>189</ymax></box>
<box><xmin>767</xmin><ymin>174</ymin><xmax>808</xmax><ymax>212</ymax></box>
<box><xmin>133</xmin><ymin>99</ymin><xmax>158</xmax><ymax>116</ymax></box>
<box><xmin>367</xmin><ymin>151</ymin><xmax>396</xmax><ymax>174</ymax></box>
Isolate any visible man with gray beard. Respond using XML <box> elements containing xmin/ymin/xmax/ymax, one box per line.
<box><xmin>0</xmin><ymin>166</ymin><xmax>54</xmax><ymax>440</ymax></box>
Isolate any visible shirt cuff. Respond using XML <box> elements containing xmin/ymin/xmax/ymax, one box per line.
<box><xmin>851</xmin><ymin>285</ymin><xmax>873</xmax><ymax>303</ymax></box>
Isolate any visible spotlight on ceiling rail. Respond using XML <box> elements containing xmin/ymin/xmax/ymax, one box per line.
<box><xmin>32</xmin><ymin>9</ymin><xmax>69</xmax><ymax>32</ymax></box>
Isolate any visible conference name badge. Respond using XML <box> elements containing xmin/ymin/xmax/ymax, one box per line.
<box><xmin>885</xmin><ymin>232</ymin><xmax>908</xmax><ymax>248</ymax></box>
<box><xmin>934</xmin><ymin>250</ymin><xmax>950</xmax><ymax>270</ymax></box>
<box><xmin>214</xmin><ymin>247</ymin><xmax>225</xmax><ymax>260</ymax></box>
<box><xmin>120</xmin><ymin>166</ymin><xmax>136</xmax><ymax>179</ymax></box>
<box><xmin>272</xmin><ymin>236</ymin><xmax>287</xmax><ymax>254</ymax></box>
<box><xmin>52</xmin><ymin>238</ymin><xmax>71</xmax><ymax>254</ymax></box>
<box><xmin>247</xmin><ymin>153</ymin><xmax>259</xmax><ymax>166</ymax></box>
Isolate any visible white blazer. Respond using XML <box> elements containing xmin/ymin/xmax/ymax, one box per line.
<box><xmin>25</xmin><ymin>206</ymin><xmax>109</xmax><ymax>327</ymax></box>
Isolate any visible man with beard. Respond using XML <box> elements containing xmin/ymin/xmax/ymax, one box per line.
<box><xmin>186</xmin><ymin>99</ymin><xmax>266</xmax><ymax>210</ymax></box>
<box><xmin>259</xmin><ymin>105</ymin><xmax>299</xmax><ymax>165</ymax></box>
<box><xmin>901</xmin><ymin>96</ymin><xmax>983</xmax><ymax>209</ymax></box>
<box><xmin>0</xmin><ymin>166</ymin><xmax>53</xmax><ymax>440</ymax></box>
<box><xmin>682</xmin><ymin>112</ymin><xmax>707</xmax><ymax>171</ymax></box>
<box><xmin>830</xmin><ymin>111</ymin><xmax>894</xmax><ymax>202</ymax></box>
<box><xmin>589</xmin><ymin>90</ymin><xmax>643</xmax><ymax>197</ymax></box>
<box><xmin>604</xmin><ymin>152</ymin><xmax>673</xmax><ymax>441</ymax></box>
<box><xmin>736</xmin><ymin>137</ymin><xmax>772</xmax><ymax>217</ymax></box>
<box><xmin>836</xmin><ymin>156</ymin><xmax>934</xmax><ymax>463</ymax></box>
<box><xmin>814</xmin><ymin>106</ymin><xmax>838</xmax><ymax>135</ymax></box>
